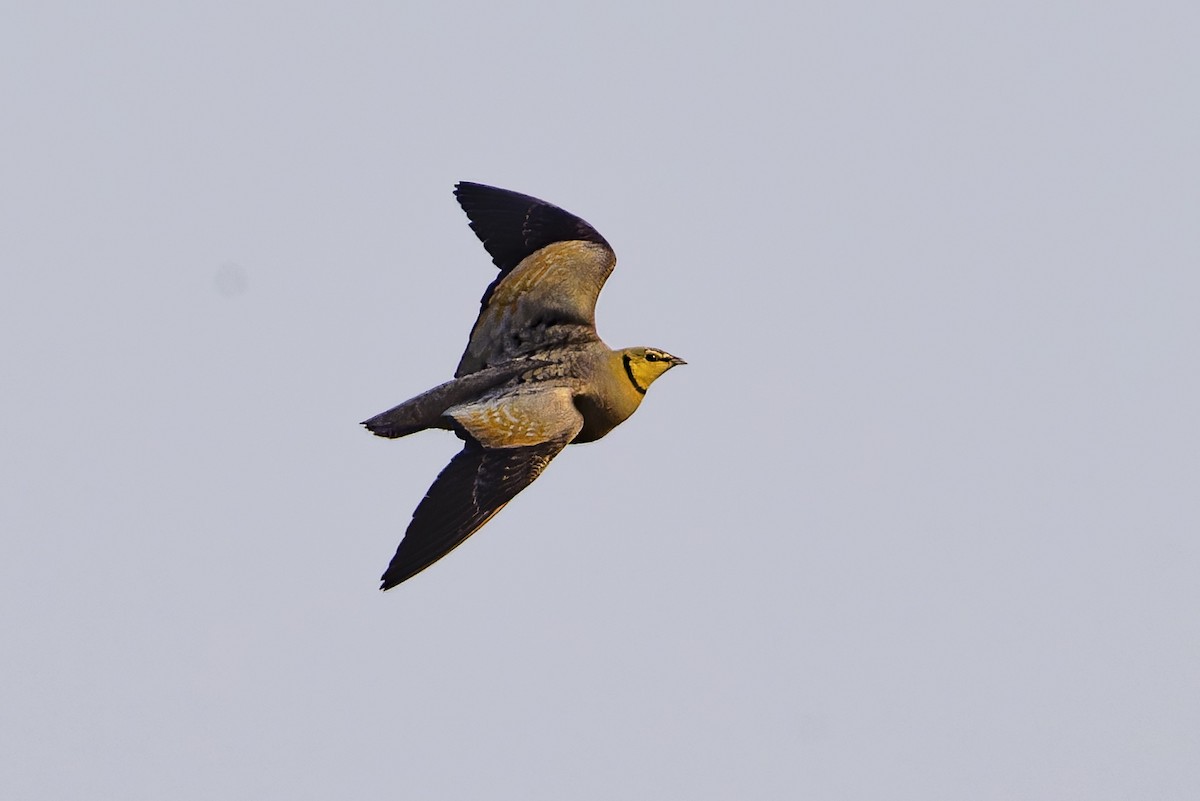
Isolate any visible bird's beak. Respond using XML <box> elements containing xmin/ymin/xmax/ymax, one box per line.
<box><xmin>669</xmin><ymin>355</ymin><xmax>687</xmax><ymax>366</ymax></box>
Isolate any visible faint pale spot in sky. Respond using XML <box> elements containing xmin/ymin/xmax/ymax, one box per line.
<box><xmin>214</xmin><ymin>262</ymin><xmax>248</xmax><ymax>297</ymax></box>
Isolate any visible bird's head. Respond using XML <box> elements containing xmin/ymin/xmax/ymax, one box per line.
<box><xmin>620</xmin><ymin>347</ymin><xmax>686</xmax><ymax>394</ymax></box>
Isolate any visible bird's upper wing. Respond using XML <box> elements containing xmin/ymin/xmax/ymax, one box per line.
<box><xmin>379</xmin><ymin>387</ymin><xmax>583</xmax><ymax>590</ymax></box>
<box><xmin>453</xmin><ymin>182</ymin><xmax>617</xmax><ymax>377</ymax></box>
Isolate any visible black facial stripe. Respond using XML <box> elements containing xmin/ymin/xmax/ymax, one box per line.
<box><xmin>623</xmin><ymin>354</ymin><xmax>648</xmax><ymax>395</ymax></box>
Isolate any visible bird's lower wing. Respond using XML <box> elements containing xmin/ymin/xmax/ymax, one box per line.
<box><xmin>379</xmin><ymin>438</ymin><xmax>570</xmax><ymax>590</ymax></box>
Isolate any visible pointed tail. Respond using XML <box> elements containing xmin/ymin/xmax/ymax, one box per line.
<box><xmin>361</xmin><ymin>361</ymin><xmax>536</xmax><ymax>439</ymax></box>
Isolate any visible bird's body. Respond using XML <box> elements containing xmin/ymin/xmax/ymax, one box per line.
<box><xmin>363</xmin><ymin>182</ymin><xmax>684</xmax><ymax>590</ymax></box>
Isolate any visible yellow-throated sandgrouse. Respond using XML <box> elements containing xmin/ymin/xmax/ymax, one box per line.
<box><xmin>363</xmin><ymin>182</ymin><xmax>684</xmax><ymax>590</ymax></box>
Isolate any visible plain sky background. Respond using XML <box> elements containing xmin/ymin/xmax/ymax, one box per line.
<box><xmin>3</xmin><ymin>2</ymin><xmax>1198</xmax><ymax>799</ymax></box>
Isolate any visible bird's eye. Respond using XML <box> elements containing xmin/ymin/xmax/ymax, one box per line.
<box><xmin>645</xmin><ymin>352</ymin><xmax>660</xmax><ymax>362</ymax></box>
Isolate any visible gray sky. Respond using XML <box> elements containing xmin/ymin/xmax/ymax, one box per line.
<box><xmin>3</xmin><ymin>2</ymin><xmax>1199</xmax><ymax>799</ymax></box>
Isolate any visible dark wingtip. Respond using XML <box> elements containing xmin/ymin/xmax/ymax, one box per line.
<box><xmin>380</xmin><ymin>564</ymin><xmax>417</xmax><ymax>591</ymax></box>
<box><xmin>452</xmin><ymin>181</ymin><xmax>611</xmax><ymax>273</ymax></box>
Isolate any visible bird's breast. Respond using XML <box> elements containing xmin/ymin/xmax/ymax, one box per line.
<box><xmin>571</xmin><ymin>374</ymin><xmax>644</xmax><ymax>444</ymax></box>
<box><xmin>572</xmin><ymin>395</ymin><xmax>621</xmax><ymax>443</ymax></box>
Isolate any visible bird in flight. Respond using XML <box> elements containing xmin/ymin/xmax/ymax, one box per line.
<box><xmin>363</xmin><ymin>182</ymin><xmax>685</xmax><ymax>590</ymax></box>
